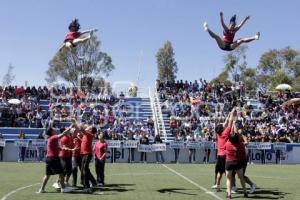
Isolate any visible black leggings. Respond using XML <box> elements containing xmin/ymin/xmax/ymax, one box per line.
<box><xmin>0</xmin><ymin>147</ymin><xmax>3</xmax><ymax>161</ymax></box>
<box><xmin>81</xmin><ymin>154</ymin><xmax>96</xmax><ymax>188</ymax></box>
<box><xmin>72</xmin><ymin>156</ymin><xmax>83</xmax><ymax>187</ymax></box>
<box><xmin>95</xmin><ymin>158</ymin><xmax>105</xmax><ymax>184</ymax></box>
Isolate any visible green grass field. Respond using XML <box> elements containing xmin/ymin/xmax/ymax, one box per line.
<box><xmin>0</xmin><ymin>162</ymin><xmax>299</xmax><ymax>200</ymax></box>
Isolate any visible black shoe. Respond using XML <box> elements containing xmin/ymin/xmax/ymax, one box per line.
<box><xmin>97</xmin><ymin>182</ymin><xmax>104</xmax><ymax>187</ymax></box>
<box><xmin>82</xmin><ymin>188</ymin><xmax>93</xmax><ymax>193</ymax></box>
<box><xmin>226</xmin><ymin>193</ymin><xmax>232</xmax><ymax>199</ymax></box>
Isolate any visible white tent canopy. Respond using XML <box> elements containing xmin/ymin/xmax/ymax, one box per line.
<box><xmin>8</xmin><ymin>99</ymin><xmax>21</xmax><ymax>105</ymax></box>
<box><xmin>275</xmin><ymin>84</ymin><xmax>292</xmax><ymax>90</ymax></box>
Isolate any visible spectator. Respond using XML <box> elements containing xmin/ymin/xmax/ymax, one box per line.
<box><xmin>0</xmin><ymin>133</ymin><xmax>4</xmax><ymax>161</ymax></box>
<box><xmin>36</xmin><ymin>132</ymin><xmax>45</xmax><ymax>162</ymax></box>
<box><xmin>127</xmin><ymin>132</ymin><xmax>135</xmax><ymax>163</ymax></box>
<box><xmin>186</xmin><ymin>133</ymin><xmax>196</xmax><ymax>163</ymax></box>
<box><xmin>139</xmin><ymin>132</ymin><xmax>149</xmax><ymax>163</ymax></box>
<box><xmin>173</xmin><ymin>133</ymin><xmax>183</xmax><ymax>163</ymax></box>
<box><xmin>110</xmin><ymin>132</ymin><xmax>119</xmax><ymax>163</ymax></box>
<box><xmin>18</xmin><ymin>131</ymin><xmax>27</xmax><ymax>162</ymax></box>
<box><xmin>154</xmin><ymin>134</ymin><xmax>165</xmax><ymax>163</ymax></box>
<box><xmin>202</xmin><ymin>127</ymin><xmax>212</xmax><ymax>163</ymax></box>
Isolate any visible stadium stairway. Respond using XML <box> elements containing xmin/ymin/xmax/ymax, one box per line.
<box><xmin>151</xmin><ymin>92</ymin><xmax>174</xmax><ymax>143</ymax></box>
<box><xmin>124</xmin><ymin>97</ymin><xmax>153</xmax><ymax>122</ymax></box>
<box><xmin>39</xmin><ymin>99</ymin><xmax>50</xmax><ymax>111</ymax></box>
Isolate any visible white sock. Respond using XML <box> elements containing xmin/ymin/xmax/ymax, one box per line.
<box><xmin>255</xmin><ymin>32</ymin><xmax>260</xmax><ymax>40</ymax></box>
<box><xmin>203</xmin><ymin>22</ymin><xmax>208</xmax><ymax>31</ymax></box>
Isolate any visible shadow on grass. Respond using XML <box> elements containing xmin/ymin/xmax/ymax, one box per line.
<box><xmin>42</xmin><ymin>184</ymin><xmax>136</xmax><ymax>195</ymax></box>
<box><xmin>158</xmin><ymin>188</ymin><xmax>197</xmax><ymax>196</ymax></box>
<box><xmin>78</xmin><ymin>184</ymin><xmax>136</xmax><ymax>194</ymax></box>
<box><xmin>235</xmin><ymin>188</ymin><xmax>289</xmax><ymax>199</ymax></box>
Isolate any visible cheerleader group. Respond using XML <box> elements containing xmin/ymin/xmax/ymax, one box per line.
<box><xmin>213</xmin><ymin>108</ymin><xmax>257</xmax><ymax>198</ymax></box>
<box><xmin>37</xmin><ymin>118</ymin><xmax>107</xmax><ymax>193</ymax></box>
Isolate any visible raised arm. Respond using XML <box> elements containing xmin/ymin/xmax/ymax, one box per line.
<box><xmin>232</xmin><ymin>120</ymin><xmax>238</xmax><ymax>134</ymax></box>
<box><xmin>220</xmin><ymin>12</ymin><xmax>229</xmax><ymax>32</ymax></box>
<box><xmin>57</xmin><ymin>128</ymin><xmax>70</xmax><ymax>139</ymax></box>
<box><xmin>223</xmin><ymin>112</ymin><xmax>230</xmax><ymax>127</ymax></box>
<box><xmin>71</xmin><ymin>118</ymin><xmax>81</xmax><ymax>131</ymax></box>
<box><xmin>227</xmin><ymin>107</ymin><xmax>236</xmax><ymax>128</ymax></box>
<box><xmin>230</xmin><ymin>120</ymin><xmax>235</xmax><ymax>134</ymax></box>
<box><xmin>241</xmin><ymin>134</ymin><xmax>249</xmax><ymax>145</ymax></box>
<box><xmin>235</xmin><ymin>16</ymin><xmax>250</xmax><ymax>32</ymax></box>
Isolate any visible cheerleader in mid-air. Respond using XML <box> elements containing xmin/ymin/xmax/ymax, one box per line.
<box><xmin>59</xmin><ymin>18</ymin><xmax>97</xmax><ymax>52</ymax></box>
<box><xmin>203</xmin><ymin>12</ymin><xmax>260</xmax><ymax>51</ymax></box>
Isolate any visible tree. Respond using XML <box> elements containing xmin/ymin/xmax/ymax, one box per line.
<box><xmin>243</xmin><ymin>68</ymin><xmax>257</xmax><ymax>91</ymax></box>
<box><xmin>280</xmin><ymin>47</ymin><xmax>300</xmax><ymax>91</ymax></box>
<box><xmin>2</xmin><ymin>64</ymin><xmax>15</xmax><ymax>86</ymax></box>
<box><xmin>222</xmin><ymin>45</ymin><xmax>258</xmax><ymax>90</ymax></box>
<box><xmin>257</xmin><ymin>47</ymin><xmax>300</xmax><ymax>90</ymax></box>
<box><xmin>210</xmin><ymin>69</ymin><xmax>231</xmax><ymax>86</ymax></box>
<box><xmin>156</xmin><ymin>41</ymin><xmax>178</xmax><ymax>81</ymax></box>
<box><xmin>46</xmin><ymin>34</ymin><xmax>115</xmax><ymax>88</ymax></box>
<box><xmin>223</xmin><ymin>45</ymin><xmax>248</xmax><ymax>82</ymax></box>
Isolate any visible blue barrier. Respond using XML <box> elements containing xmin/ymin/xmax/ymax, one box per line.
<box><xmin>0</xmin><ymin>128</ymin><xmax>44</xmax><ymax>140</ymax></box>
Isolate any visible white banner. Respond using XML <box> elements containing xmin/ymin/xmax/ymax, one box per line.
<box><xmin>138</xmin><ymin>144</ymin><xmax>152</xmax><ymax>152</ymax></box>
<box><xmin>0</xmin><ymin>139</ymin><xmax>5</xmax><ymax>147</ymax></box>
<box><xmin>31</xmin><ymin>139</ymin><xmax>46</xmax><ymax>148</ymax></box>
<box><xmin>257</xmin><ymin>143</ymin><xmax>272</xmax><ymax>150</ymax></box>
<box><xmin>123</xmin><ymin>140</ymin><xmax>138</xmax><ymax>148</ymax></box>
<box><xmin>202</xmin><ymin>141</ymin><xmax>215</xmax><ymax>149</ymax></box>
<box><xmin>273</xmin><ymin>143</ymin><xmax>287</xmax><ymax>152</ymax></box>
<box><xmin>170</xmin><ymin>141</ymin><xmax>185</xmax><ymax>149</ymax></box>
<box><xmin>151</xmin><ymin>144</ymin><xmax>167</xmax><ymax>152</ymax></box>
<box><xmin>107</xmin><ymin>140</ymin><xmax>121</xmax><ymax>148</ymax></box>
<box><xmin>247</xmin><ymin>142</ymin><xmax>272</xmax><ymax>150</ymax></box>
<box><xmin>14</xmin><ymin>139</ymin><xmax>29</xmax><ymax>147</ymax></box>
<box><xmin>186</xmin><ymin>141</ymin><xmax>201</xmax><ymax>149</ymax></box>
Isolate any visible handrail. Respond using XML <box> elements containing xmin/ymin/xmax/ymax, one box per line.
<box><xmin>149</xmin><ymin>88</ymin><xmax>158</xmax><ymax>136</ymax></box>
<box><xmin>153</xmin><ymin>90</ymin><xmax>167</xmax><ymax>143</ymax></box>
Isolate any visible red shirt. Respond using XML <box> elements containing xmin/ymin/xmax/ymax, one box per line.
<box><xmin>223</xmin><ymin>29</ymin><xmax>235</xmax><ymax>43</ymax></box>
<box><xmin>46</xmin><ymin>135</ymin><xmax>60</xmax><ymax>158</ymax></box>
<box><xmin>94</xmin><ymin>141</ymin><xmax>108</xmax><ymax>160</ymax></box>
<box><xmin>59</xmin><ymin>135</ymin><xmax>73</xmax><ymax>158</ymax></box>
<box><xmin>237</xmin><ymin>136</ymin><xmax>247</xmax><ymax>161</ymax></box>
<box><xmin>225</xmin><ymin>141</ymin><xmax>238</xmax><ymax>162</ymax></box>
<box><xmin>80</xmin><ymin>132</ymin><xmax>94</xmax><ymax>155</ymax></box>
<box><xmin>216</xmin><ymin>126</ymin><xmax>231</xmax><ymax>156</ymax></box>
<box><xmin>170</xmin><ymin>120</ymin><xmax>177</xmax><ymax>128</ymax></box>
<box><xmin>72</xmin><ymin>137</ymin><xmax>81</xmax><ymax>157</ymax></box>
<box><xmin>65</xmin><ymin>32</ymin><xmax>81</xmax><ymax>40</ymax></box>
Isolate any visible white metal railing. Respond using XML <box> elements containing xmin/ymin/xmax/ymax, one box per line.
<box><xmin>153</xmin><ymin>89</ymin><xmax>167</xmax><ymax>142</ymax></box>
<box><xmin>148</xmin><ymin>88</ymin><xmax>158</xmax><ymax>137</ymax></box>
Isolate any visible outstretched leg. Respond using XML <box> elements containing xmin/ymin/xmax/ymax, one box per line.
<box><xmin>60</xmin><ymin>34</ymin><xmax>91</xmax><ymax>52</ymax></box>
<box><xmin>231</xmin><ymin>32</ymin><xmax>260</xmax><ymax>50</ymax></box>
<box><xmin>72</xmin><ymin>36</ymin><xmax>91</xmax><ymax>46</ymax></box>
<box><xmin>203</xmin><ymin>22</ymin><xmax>225</xmax><ymax>49</ymax></box>
<box><xmin>38</xmin><ymin>175</ymin><xmax>50</xmax><ymax>193</ymax></box>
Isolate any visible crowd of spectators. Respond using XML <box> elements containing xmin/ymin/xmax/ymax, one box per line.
<box><xmin>0</xmin><ymin>86</ymin><xmax>50</xmax><ymax>128</ymax></box>
<box><xmin>0</xmin><ymin>85</ymin><xmax>155</xmax><ymax>143</ymax></box>
<box><xmin>156</xmin><ymin>79</ymin><xmax>300</xmax><ymax>144</ymax></box>
<box><xmin>1</xmin><ymin>81</ymin><xmax>299</xmax><ymax>145</ymax></box>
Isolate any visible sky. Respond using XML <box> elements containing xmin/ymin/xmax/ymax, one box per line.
<box><xmin>0</xmin><ymin>0</ymin><xmax>299</xmax><ymax>90</ymax></box>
